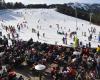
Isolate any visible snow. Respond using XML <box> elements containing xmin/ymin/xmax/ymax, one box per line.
<box><xmin>0</xmin><ymin>9</ymin><xmax>100</xmax><ymax>48</ymax></box>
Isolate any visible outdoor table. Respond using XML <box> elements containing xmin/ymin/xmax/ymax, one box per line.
<box><xmin>35</xmin><ymin>64</ymin><xmax>46</xmax><ymax>80</ymax></box>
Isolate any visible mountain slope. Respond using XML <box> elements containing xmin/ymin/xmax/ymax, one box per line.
<box><xmin>0</xmin><ymin>9</ymin><xmax>100</xmax><ymax>47</ymax></box>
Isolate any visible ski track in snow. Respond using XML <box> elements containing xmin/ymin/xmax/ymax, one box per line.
<box><xmin>0</xmin><ymin>9</ymin><xmax>100</xmax><ymax>48</ymax></box>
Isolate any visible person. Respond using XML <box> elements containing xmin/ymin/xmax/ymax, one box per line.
<box><xmin>55</xmin><ymin>41</ymin><xmax>57</xmax><ymax>45</ymax></box>
<box><xmin>56</xmin><ymin>24</ymin><xmax>59</xmax><ymax>30</ymax></box>
<box><xmin>0</xmin><ymin>32</ymin><xmax>2</xmax><ymax>36</ymax></box>
<box><xmin>98</xmin><ymin>32</ymin><xmax>100</xmax><ymax>42</ymax></box>
<box><xmin>18</xmin><ymin>75</ymin><xmax>24</xmax><ymax>80</ymax></box>
<box><xmin>82</xmin><ymin>24</ymin><xmax>83</xmax><ymax>26</ymax></box>
<box><xmin>43</xmin><ymin>33</ymin><xmax>45</xmax><ymax>38</ymax></box>
<box><xmin>65</xmin><ymin>33</ymin><xmax>67</xmax><ymax>38</ymax></box>
<box><xmin>68</xmin><ymin>29</ymin><xmax>70</xmax><ymax>32</ymax></box>
<box><xmin>67</xmin><ymin>66</ymin><xmax>76</xmax><ymax>80</ymax></box>
<box><xmin>96</xmin><ymin>45</ymin><xmax>100</xmax><ymax>55</ymax></box>
<box><xmin>37</xmin><ymin>31</ymin><xmax>40</xmax><ymax>39</ymax></box>
<box><xmin>0</xmin><ymin>38</ymin><xmax>2</xmax><ymax>45</ymax></box>
<box><xmin>7</xmin><ymin>33</ymin><xmax>10</xmax><ymax>39</ymax></box>
<box><xmin>65</xmin><ymin>37</ymin><xmax>67</xmax><ymax>45</ymax></box>
<box><xmin>84</xmin><ymin>32</ymin><xmax>86</xmax><ymax>37</ymax></box>
<box><xmin>96</xmin><ymin>55</ymin><xmax>100</xmax><ymax>78</ymax></box>
<box><xmin>79</xmin><ymin>41</ymin><xmax>83</xmax><ymax>48</ymax></box>
<box><xmin>90</xmin><ymin>34</ymin><xmax>92</xmax><ymax>41</ymax></box>
<box><xmin>27</xmin><ymin>38</ymin><xmax>33</xmax><ymax>46</ymax></box>
<box><xmin>17</xmin><ymin>24</ymin><xmax>20</xmax><ymax>31</ymax></box>
<box><xmin>16</xmin><ymin>33</ymin><xmax>19</xmax><ymax>39</ymax></box>
<box><xmin>62</xmin><ymin>37</ymin><xmax>67</xmax><ymax>45</ymax></box>
<box><xmin>32</xmin><ymin>28</ymin><xmax>36</xmax><ymax>33</ymax></box>
<box><xmin>73</xmin><ymin>36</ymin><xmax>79</xmax><ymax>48</ymax></box>
<box><xmin>2</xmin><ymin>69</ymin><xmax>7</xmax><ymax>78</ymax></box>
<box><xmin>62</xmin><ymin>37</ymin><xmax>65</xmax><ymax>44</ymax></box>
<box><xmin>49</xmin><ymin>25</ymin><xmax>52</xmax><ymax>28</ymax></box>
<box><xmin>3</xmin><ymin>36</ymin><xmax>8</xmax><ymax>47</ymax></box>
<box><xmin>88</xmin><ymin>42</ymin><xmax>91</xmax><ymax>48</ymax></box>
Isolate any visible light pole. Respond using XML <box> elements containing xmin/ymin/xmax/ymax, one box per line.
<box><xmin>74</xmin><ymin>2</ymin><xmax>78</xmax><ymax>31</ymax></box>
<box><xmin>90</xmin><ymin>13</ymin><xmax>93</xmax><ymax>25</ymax></box>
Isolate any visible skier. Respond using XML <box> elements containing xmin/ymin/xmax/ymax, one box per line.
<box><xmin>38</xmin><ymin>19</ymin><xmax>40</xmax><ymax>23</ymax></box>
<box><xmin>61</xmin><ymin>27</ymin><xmax>62</xmax><ymax>30</ymax></box>
<box><xmin>20</xmin><ymin>23</ymin><xmax>23</xmax><ymax>28</ymax></box>
<box><xmin>84</xmin><ymin>32</ymin><xmax>86</xmax><ymax>37</ymax></box>
<box><xmin>37</xmin><ymin>31</ymin><xmax>40</xmax><ymax>39</ymax></box>
<box><xmin>68</xmin><ymin>29</ymin><xmax>70</xmax><ymax>32</ymax></box>
<box><xmin>62</xmin><ymin>37</ymin><xmax>65</xmax><ymax>44</ymax></box>
<box><xmin>7</xmin><ymin>33</ymin><xmax>10</xmax><ymax>39</ymax></box>
<box><xmin>43</xmin><ymin>33</ymin><xmax>45</xmax><ymax>38</ymax></box>
<box><xmin>49</xmin><ymin>25</ymin><xmax>52</xmax><ymax>28</ymax></box>
<box><xmin>12</xmin><ymin>33</ymin><xmax>15</xmax><ymax>39</ymax></box>
<box><xmin>18</xmin><ymin>26</ymin><xmax>20</xmax><ymax>31</ymax></box>
<box><xmin>65</xmin><ymin>33</ymin><xmax>67</xmax><ymax>38</ymax></box>
<box><xmin>55</xmin><ymin>41</ymin><xmax>58</xmax><ymax>45</ymax></box>
<box><xmin>88</xmin><ymin>34</ymin><xmax>92</xmax><ymax>41</ymax></box>
<box><xmin>24</xmin><ymin>23</ymin><xmax>26</xmax><ymax>27</ymax></box>
<box><xmin>16</xmin><ymin>33</ymin><xmax>19</xmax><ymax>39</ymax></box>
<box><xmin>82</xmin><ymin>24</ymin><xmax>83</xmax><ymax>26</ymax></box>
<box><xmin>96</xmin><ymin>45</ymin><xmax>100</xmax><ymax>54</ymax></box>
<box><xmin>5</xmin><ymin>26</ymin><xmax>8</xmax><ymax>32</ymax></box>
<box><xmin>65</xmin><ymin>37</ymin><xmax>67</xmax><ymax>45</ymax></box>
<box><xmin>32</xmin><ymin>28</ymin><xmax>36</xmax><ymax>33</ymax></box>
<box><xmin>88</xmin><ymin>42</ymin><xmax>91</xmax><ymax>48</ymax></box>
<box><xmin>56</xmin><ymin>24</ymin><xmax>59</xmax><ymax>30</ymax></box>
<box><xmin>0</xmin><ymin>32</ymin><xmax>2</xmax><ymax>36</ymax></box>
<box><xmin>76</xmin><ymin>27</ymin><xmax>78</xmax><ymax>30</ymax></box>
<box><xmin>98</xmin><ymin>32</ymin><xmax>100</xmax><ymax>43</ymax></box>
<box><xmin>73</xmin><ymin>36</ymin><xmax>79</xmax><ymax>48</ymax></box>
<box><xmin>82</xmin><ymin>32</ymin><xmax>83</xmax><ymax>36</ymax></box>
<box><xmin>80</xmin><ymin>41</ymin><xmax>83</xmax><ymax>48</ymax></box>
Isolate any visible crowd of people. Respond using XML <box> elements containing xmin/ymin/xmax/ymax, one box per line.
<box><xmin>0</xmin><ymin>36</ymin><xmax>100</xmax><ymax>80</ymax></box>
<box><xmin>61</xmin><ymin>25</ymin><xmax>100</xmax><ymax>48</ymax></box>
<box><xmin>0</xmin><ymin>10</ymin><xmax>100</xmax><ymax>80</ymax></box>
<box><xmin>0</xmin><ymin>63</ymin><xmax>24</xmax><ymax>80</ymax></box>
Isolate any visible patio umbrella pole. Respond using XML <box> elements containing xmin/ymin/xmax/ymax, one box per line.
<box><xmin>39</xmin><ymin>72</ymin><xmax>42</xmax><ymax>80</ymax></box>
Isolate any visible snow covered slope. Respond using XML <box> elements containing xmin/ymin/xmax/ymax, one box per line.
<box><xmin>0</xmin><ymin>9</ymin><xmax>100</xmax><ymax>48</ymax></box>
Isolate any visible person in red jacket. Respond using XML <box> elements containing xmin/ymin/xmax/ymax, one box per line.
<box><xmin>67</xmin><ymin>66</ymin><xmax>76</xmax><ymax>80</ymax></box>
<box><xmin>82</xmin><ymin>46</ymin><xmax>89</xmax><ymax>56</ymax></box>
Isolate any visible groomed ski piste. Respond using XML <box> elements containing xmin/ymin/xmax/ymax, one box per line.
<box><xmin>0</xmin><ymin>9</ymin><xmax>100</xmax><ymax>48</ymax></box>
